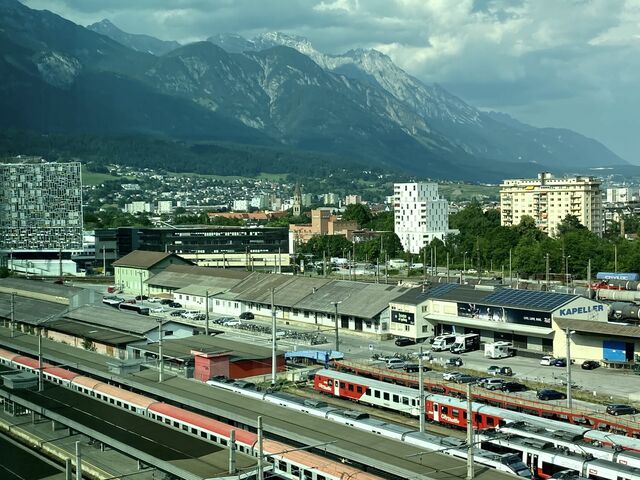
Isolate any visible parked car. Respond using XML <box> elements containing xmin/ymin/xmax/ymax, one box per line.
<box><xmin>606</xmin><ymin>404</ymin><xmax>637</xmax><ymax>416</ymax></box>
<box><xmin>444</xmin><ymin>357</ymin><xmax>463</xmax><ymax>368</ymax></box>
<box><xmin>537</xmin><ymin>389</ymin><xmax>567</xmax><ymax>401</ymax></box>
<box><xmin>455</xmin><ymin>375</ymin><xmax>478</xmax><ymax>384</ymax></box>
<box><xmin>501</xmin><ymin>382</ymin><xmax>528</xmax><ymax>393</ymax></box>
<box><xmin>170</xmin><ymin>310</ymin><xmax>186</xmax><ymax>317</ymax></box>
<box><xmin>540</xmin><ymin>355</ymin><xmax>556</xmax><ymax>366</ymax></box>
<box><xmin>403</xmin><ymin>363</ymin><xmax>431</xmax><ymax>373</ymax></box>
<box><xmin>442</xmin><ymin>371</ymin><xmax>462</xmax><ymax>381</ymax></box>
<box><xmin>239</xmin><ymin>312</ymin><xmax>254</xmax><ymax>320</ymax></box>
<box><xmin>386</xmin><ymin>358</ymin><xmax>406</xmax><ymax>370</ymax></box>
<box><xmin>135</xmin><ymin>295</ymin><xmax>148</xmax><ymax>301</ymax></box>
<box><xmin>148</xmin><ymin>297</ymin><xmax>163</xmax><ymax>303</ymax></box>
<box><xmin>482</xmin><ymin>378</ymin><xmax>504</xmax><ymax>390</ymax></box>
<box><xmin>552</xmin><ymin>358</ymin><xmax>567</xmax><ymax>367</ymax></box>
<box><xmin>168</xmin><ymin>301</ymin><xmax>182</xmax><ymax>308</ymax></box>
<box><xmin>150</xmin><ymin>306</ymin><xmax>166</xmax><ymax>313</ymax></box>
<box><xmin>181</xmin><ymin>311</ymin><xmax>200</xmax><ymax>319</ymax></box>
<box><xmin>581</xmin><ymin>360</ymin><xmax>600</xmax><ymax>370</ymax></box>
<box><xmin>486</xmin><ymin>365</ymin><xmax>513</xmax><ymax>376</ymax></box>
<box><xmin>222</xmin><ymin>318</ymin><xmax>241</xmax><ymax>326</ymax></box>
<box><xmin>394</xmin><ymin>337</ymin><xmax>416</xmax><ymax>347</ymax></box>
<box><xmin>410</xmin><ymin>350</ymin><xmax>433</xmax><ymax>361</ymax></box>
<box><xmin>160</xmin><ymin>299</ymin><xmax>174</xmax><ymax>305</ymax></box>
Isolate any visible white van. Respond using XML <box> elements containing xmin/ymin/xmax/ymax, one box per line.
<box><xmin>431</xmin><ymin>334</ymin><xmax>456</xmax><ymax>352</ymax></box>
<box><xmin>386</xmin><ymin>358</ymin><xmax>406</xmax><ymax>369</ymax></box>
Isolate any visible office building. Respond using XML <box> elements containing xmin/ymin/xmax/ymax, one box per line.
<box><xmin>95</xmin><ymin>226</ymin><xmax>290</xmax><ymax>271</ymax></box>
<box><xmin>393</xmin><ymin>182</ymin><xmax>451</xmax><ymax>254</ymax></box>
<box><xmin>500</xmin><ymin>172</ymin><xmax>603</xmax><ymax>236</ymax></box>
<box><xmin>0</xmin><ymin>159</ymin><xmax>83</xmax><ymax>274</ymax></box>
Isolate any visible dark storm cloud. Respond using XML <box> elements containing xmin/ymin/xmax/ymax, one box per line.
<box><xmin>21</xmin><ymin>0</ymin><xmax>640</xmax><ymax>161</ymax></box>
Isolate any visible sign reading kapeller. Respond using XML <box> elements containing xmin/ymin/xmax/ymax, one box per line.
<box><xmin>391</xmin><ymin>309</ymin><xmax>415</xmax><ymax>325</ymax></box>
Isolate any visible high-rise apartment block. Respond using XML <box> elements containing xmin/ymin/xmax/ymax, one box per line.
<box><xmin>0</xmin><ymin>159</ymin><xmax>83</xmax><ymax>251</ymax></box>
<box><xmin>394</xmin><ymin>182</ymin><xmax>451</xmax><ymax>254</ymax></box>
<box><xmin>500</xmin><ymin>172</ymin><xmax>603</xmax><ymax>236</ymax></box>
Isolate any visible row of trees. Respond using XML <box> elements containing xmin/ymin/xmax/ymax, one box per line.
<box><xmin>297</xmin><ymin>201</ymin><xmax>640</xmax><ymax>280</ymax></box>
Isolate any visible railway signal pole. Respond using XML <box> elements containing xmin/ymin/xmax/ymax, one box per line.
<box><xmin>271</xmin><ymin>288</ymin><xmax>277</xmax><ymax>387</ymax></box>
<box><xmin>466</xmin><ymin>383</ymin><xmax>474</xmax><ymax>480</ymax></box>
<box><xmin>257</xmin><ymin>416</ymin><xmax>264</xmax><ymax>480</ymax></box>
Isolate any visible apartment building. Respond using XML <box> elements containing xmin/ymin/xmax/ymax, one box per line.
<box><xmin>500</xmin><ymin>172</ymin><xmax>603</xmax><ymax>236</ymax></box>
<box><xmin>393</xmin><ymin>182</ymin><xmax>451</xmax><ymax>254</ymax></box>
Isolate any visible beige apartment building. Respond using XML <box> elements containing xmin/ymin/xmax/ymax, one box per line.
<box><xmin>500</xmin><ymin>172</ymin><xmax>603</xmax><ymax>236</ymax></box>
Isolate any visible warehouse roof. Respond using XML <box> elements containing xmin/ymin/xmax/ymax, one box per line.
<box><xmin>0</xmin><ymin>278</ymin><xmax>83</xmax><ymax>299</ymax></box>
<box><xmin>135</xmin><ymin>335</ymin><xmax>283</xmax><ymax>363</ymax></box>
<box><xmin>113</xmin><ymin>251</ymin><xmax>192</xmax><ymax>269</ymax></box>
<box><xmin>293</xmin><ymin>281</ymin><xmax>409</xmax><ymax>318</ymax></box>
<box><xmin>232</xmin><ymin>273</ymin><xmax>331</xmax><ymax>307</ymax></box>
<box><xmin>47</xmin><ymin>318</ymin><xmax>143</xmax><ymax>345</ymax></box>
<box><xmin>390</xmin><ymin>288</ymin><xmax>431</xmax><ymax>306</ymax></box>
<box><xmin>64</xmin><ymin>305</ymin><xmax>171</xmax><ymax>336</ymax></box>
<box><xmin>0</xmin><ymin>293</ymin><xmax>67</xmax><ymax>324</ymax></box>
<box><xmin>147</xmin><ymin>265</ymin><xmax>249</xmax><ymax>290</ymax></box>
<box><xmin>555</xmin><ymin>318</ymin><xmax>640</xmax><ymax>338</ymax></box>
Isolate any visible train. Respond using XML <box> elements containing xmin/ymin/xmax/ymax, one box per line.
<box><xmin>310</xmin><ymin>370</ymin><xmax>640</xmax><ymax>452</ymax></box>
<box><xmin>206</xmin><ymin>372</ymin><xmax>640</xmax><ymax>479</ymax></box>
<box><xmin>0</xmin><ymin>348</ymin><xmax>383</xmax><ymax>480</ymax></box>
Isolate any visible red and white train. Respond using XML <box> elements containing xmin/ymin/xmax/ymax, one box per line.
<box><xmin>0</xmin><ymin>348</ymin><xmax>383</xmax><ymax>480</ymax></box>
<box><xmin>312</xmin><ymin>369</ymin><xmax>640</xmax><ymax>453</ymax></box>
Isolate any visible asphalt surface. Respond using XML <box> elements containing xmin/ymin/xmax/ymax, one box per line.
<box><xmin>0</xmin><ymin>434</ymin><xmax>62</xmax><ymax>480</ymax></box>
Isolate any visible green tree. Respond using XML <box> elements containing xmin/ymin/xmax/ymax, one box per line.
<box><xmin>299</xmin><ymin>235</ymin><xmax>353</xmax><ymax>258</ymax></box>
<box><xmin>557</xmin><ymin>214</ymin><xmax>587</xmax><ymax>236</ymax></box>
<box><xmin>342</xmin><ymin>204</ymin><xmax>372</xmax><ymax>227</ymax></box>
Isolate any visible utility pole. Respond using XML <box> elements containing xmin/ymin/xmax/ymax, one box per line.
<box><xmin>58</xmin><ymin>247</ymin><xmax>63</xmax><ymax>280</ymax></box>
<box><xmin>419</xmin><ymin>346</ymin><xmax>425</xmax><ymax>433</ymax></box>
<box><xmin>75</xmin><ymin>441</ymin><xmax>82</xmax><ymax>480</ymax></box>
<box><xmin>587</xmin><ymin>258</ymin><xmax>592</xmax><ymax>298</ymax></box>
<box><xmin>10</xmin><ymin>292</ymin><xmax>15</xmax><ymax>338</ymax></box>
<box><xmin>466</xmin><ymin>383</ymin><xmax>474</xmax><ymax>480</ymax></box>
<box><xmin>446</xmin><ymin>252</ymin><xmax>450</xmax><ymax>283</ymax></box>
<box><xmin>157</xmin><ymin>320</ymin><xmax>164</xmax><ymax>383</ymax></box>
<box><xmin>566</xmin><ymin>328</ymin><xmax>573</xmax><ymax>409</ymax></box>
<box><xmin>434</xmin><ymin>244</ymin><xmax>437</xmax><ymax>276</ymax></box>
<box><xmin>385</xmin><ymin>253</ymin><xmax>388</xmax><ymax>284</ymax></box>
<box><xmin>38</xmin><ymin>328</ymin><xmax>43</xmax><ymax>392</ymax></box>
<box><xmin>257</xmin><ymin>416</ymin><xmax>264</xmax><ymax>480</ymax></box>
<box><xmin>614</xmin><ymin>244</ymin><xmax>618</xmax><ymax>272</ymax></box>
<box><xmin>332</xmin><ymin>301</ymin><xmax>341</xmax><ymax>353</ymax></box>
<box><xmin>545</xmin><ymin>253</ymin><xmax>550</xmax><ymax>291</ymax></box>
<box><xmin>271</xmin><ymin>288</ymin><xmax>277</xmax><ymax>387</ymax></box>
<box><xmin>102</xmin><ymin>245</ymin><xmax>106</xmax><ymax>276</ymax></box>
<box><xmin>205</xmin><ymin>290</ymin><xmax>209</xmax><ymax>336</ymax></box>
<box><xmin>228</xmin><ymin>430</ymin><xmax>236</xmax><ymax>475</ymax></box>
<box><xmin>509</xmin><ymin>248</ymin><xmax>512</xmax><ymax>288</ymax></box>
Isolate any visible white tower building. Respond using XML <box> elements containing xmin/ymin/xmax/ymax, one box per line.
<box><xmin>393</xmin><ymin>182</ymin><xmax>451</xmax><ymax>254</ymax></box>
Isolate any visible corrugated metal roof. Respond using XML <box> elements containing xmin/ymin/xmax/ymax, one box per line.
<box><xmin>63</xmin><ymin>305</ymin><xmax>164</xmax><ymax>335</ymax></box>
<box><xmin>555</xmin><ymin>318</ymin><xmax>640</xmax><ymax>338</ymax></box>
<box><xmin>0</xmin><ymin>278</ymin><xmax>82</xmax><ymax>298</ymax></box>
<box><xmin>232</xmin><ymin>273</ymin><xmax>332</xmax><ymax>307</ymax></box>
<box><xmin>137</xmin><ymin>335</ymin><xmax>282</xmax><ymax>362</ymax></box>
<box><xmin>47</xmin><ymin>318</ymin><xmax>143</xmax><ymax>345</ymax></box>
<box><xmin>293</xmin><ymin>280</ymin><xmax>408</xmax><ymax>318</ymax></box>
<box><xmin>147</xmin><ymin>266</ymin><xmax>248</xmax><ymax>290</ymax></box>
<box><xmin>0</xmin><ymin>293</ymin><xmax>67</xmax><ymax>324</ymax></box>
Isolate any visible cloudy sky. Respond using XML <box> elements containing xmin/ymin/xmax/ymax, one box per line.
<box><xmin>22</xmin><ymin>0</ymin><xmax>640</xmax><ymax>162</ymax></box>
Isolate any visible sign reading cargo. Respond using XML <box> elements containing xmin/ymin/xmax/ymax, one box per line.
<box><xmin>456</xmin><ymin>303</ymin><xmax>551</xmax><ymax>327</ymax></box>
<box><xmin>391</xmin><ymin>310</ymin><xmax>415</xmax><ymax>325</ymax></box>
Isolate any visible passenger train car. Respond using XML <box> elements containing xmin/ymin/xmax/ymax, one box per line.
<box><xmin>0</xmin><ymin>348</ymin><xmax>382</xmax><ymax>480</ymax></box>
<box><xmin>311</xmin><ymin>370</ymin><xmax>640</xmax><ymax>453</ymax></box>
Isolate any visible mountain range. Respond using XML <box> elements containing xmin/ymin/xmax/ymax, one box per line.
<box><xmin>0</xmin><ymin>0</ymin><xmax>628</xmax><ymax>181</ymax></box>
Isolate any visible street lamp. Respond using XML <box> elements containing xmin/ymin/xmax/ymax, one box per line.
<box><xmin>157</xmin><ymin>319</ymin><xmax>164</xmax><ymax>383</ymax></box>
<box><xmin>565</xmin><ymin>255</ymin><xmax>571</xmax><ymax>287</ymax></box>
<box><xmin>331</xmin><ymin>301</ymin><xmax>342</xmax><ymax>353</ymax></box>
<box><xmin>566</xmin><ymin>328</ymin><xmax>575</xmax><ymax>408</ymax></box>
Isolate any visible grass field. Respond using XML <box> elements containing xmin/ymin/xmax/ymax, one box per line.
<box><xmin>439</xmin><ymin>183</ymin><xmax>500</xmax><ymax>201</ymax></box>
<box><xmin>173</xmin><ymin>172</ymin><xmax>288</xmax><ymax>182</ymax></box>
<box><xmin>81</xmin><ymin>166</ymin><xmax>121</xmax><ymax>185</ymax></box>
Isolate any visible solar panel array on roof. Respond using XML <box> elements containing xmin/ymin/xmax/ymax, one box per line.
<box><xmin>484</xmin><ymin>289</ymin><xmax>576</xmax><ymax>311</ymax></box>
<box><xmin>427</xmin><ymin>283</ymin><xmax>458</xmax><ymax>297</ymax></box>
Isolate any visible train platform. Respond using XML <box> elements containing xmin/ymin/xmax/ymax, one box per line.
<box><xmin>0</xmin><ymin>328</ymin><xmax>514</xmax><ymax>480</ymax></box>
<box><xmin>0</xmin><ymin>366</ymin><xmax>260</xmax><ymax>479</ymax></box>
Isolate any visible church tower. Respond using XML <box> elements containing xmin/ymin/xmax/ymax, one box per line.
<box><xmin>293</xmin><ymin>184</ymin><xmax>302</xmax><ymax>217</ymax></box>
